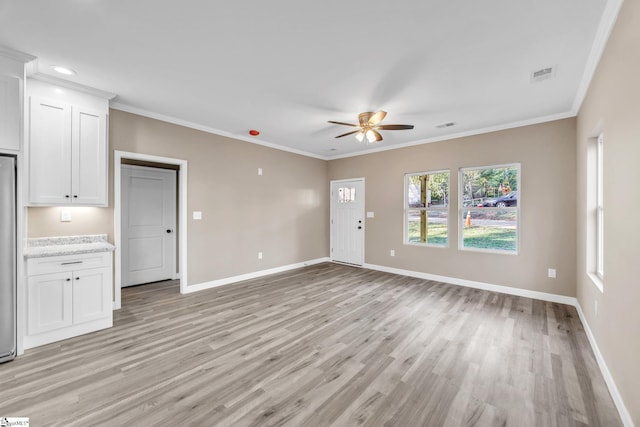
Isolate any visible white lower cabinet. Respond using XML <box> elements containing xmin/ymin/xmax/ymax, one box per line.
<box><xmin>25</xmin><ymin>252</ymin><xmax>113</xmax><ymax>349</ymax></box>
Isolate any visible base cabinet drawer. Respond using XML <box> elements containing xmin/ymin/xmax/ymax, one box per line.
<box><xmin>25</xmin><ymin>253</ymin><xmax>113</xmax><ymax>349</ymax></box>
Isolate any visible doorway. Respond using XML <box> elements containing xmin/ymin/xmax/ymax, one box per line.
<box><xmin>330</xmin><ymin>178</ymin><xmax>365</xmax><ymax>266</ymax></box>
<box><xmin>121</xmin><ymin>164</ymin><xmax>176</xmax><ymax>287</ymax></box>
<box><xmin>114</xmin><ymin>151</ymin><xmax>188</xmax><ymax>309</ymax></box>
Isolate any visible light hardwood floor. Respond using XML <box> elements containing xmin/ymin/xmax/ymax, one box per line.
<box><xmin>0</xmin><ymin>263</ymin><xmax>622</xmax><ymax>426</ymax></box>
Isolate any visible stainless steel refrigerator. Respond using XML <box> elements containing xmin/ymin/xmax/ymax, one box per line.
<box><xmin>0</xmin><ymin>154</ymin><xmax>16</xmax><ymax>363</ymax></box>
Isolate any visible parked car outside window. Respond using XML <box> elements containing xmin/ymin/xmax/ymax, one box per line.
<box><xmin>482</xmin><ymin>191</ymin><xmax>518</xmax><ymax>207</ymax></box>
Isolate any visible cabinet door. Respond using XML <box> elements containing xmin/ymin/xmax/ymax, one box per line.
<box><xmin>28</xmin><ymin>271</ymin><xmax>73</xmax><ymax>335</ymax></box>
<box><xmin>72</xmin><ymin>267</ymin><xmax>112</xmax><ymax>324</ymax></box>
<box><xmin>28</xmin><ymin>97</ymin><xmax>72</xmax><ymax>205</ymax></box>
<box><xmin>0</xmin><ymin>75</ymin><xmax>21</xmax><ymax>151</ymax></box>
<box><xmin>71</xmin><ymin>107</ymin><xmax>107</xmax><ymax>205</ymax></box>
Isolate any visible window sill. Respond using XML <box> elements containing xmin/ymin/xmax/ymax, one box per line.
<box><xmin>404</xmin><ymin>242</ymin><xmax>448</xmax><ymax>249</ymax></box>
<box><xmin>588</xmin><ymin>273</ymin><xmax>604</xmax><ymax>293</ymax></box>
<box><xmin>458</xmin><ymin>246</ymin><xmax>518</xmax><ymax>256</ymax></box>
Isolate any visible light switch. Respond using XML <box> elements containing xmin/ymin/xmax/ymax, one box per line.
<box><xmin>193</xmin><ymin>211</ymin><xmax>202</xmax><ymax>220</ymax></box>
<box><xmin>258</xmin><ymin>168</ymin><xmax>263</xmax><ymax>176</ymax></box>
<box><xmin>60</xmin><ymin>209</ymin><xmax>71</xmax><ymax>222</ymax></box>
<box><xmin>367</xmin><ymin>212</ymin><xmax>375</xmax><ymax>218</ymax></box>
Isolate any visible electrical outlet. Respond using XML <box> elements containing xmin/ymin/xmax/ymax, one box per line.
<box><xmin>60</xmin><ymin>209</ymin><xmax>71</xmax><ymax>222</ymax></box>
<box><xmin>367</xmin><ymin>211</ymin><xmax>375</xmax><ymax>218</ymax></box>
<box><xmin>390</xmin><ymin>250</ymin><xmax>395</xmax><ymax>257</ymax></box>
<box><xmin>548</xmin><ymin>268</ymin><xmax>556</xmax><ymax>278</ymax></box>
<box><xmin>193</xmin><ymin>211</ymin><xmax>202</xmax><ymax>220</ymax></box>
<box><xmin>258</xmin><ymin>252</ymin><xmax>263</xmax><ymax>260</ymax></box>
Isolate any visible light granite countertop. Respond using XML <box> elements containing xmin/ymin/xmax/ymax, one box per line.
<box><xmin>24</xmin><ymin>234</ymin><xmax>115</xmax><ymax>258</ymax></box>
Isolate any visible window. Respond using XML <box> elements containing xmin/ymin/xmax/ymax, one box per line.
<box><xmin>405</xmin><ymin>170</ymin><xmax>449</xmax><ymax>246</ymax></box>
<box><xmin>459</xmin><ymin>164</ymin><xmax>519</xmax><ymax>253</ymax></box>
<box><xmin>596</xmin><ymin>134</ymin><xmax>604</xmax><ymax>280</ymax></box>
<box><xmin>337</xmin><ymin>186</ymin><xmax>356</xmax><ymax>203</ymax></box>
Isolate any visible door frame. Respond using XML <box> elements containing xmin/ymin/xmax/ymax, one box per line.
<box><xmin>330</xmin><ymin>177</ymin><xmax>365</xmax><ymax>266</ymax></box>
<box><xmin>114</xmin><ymin>150</ymin><xmax>188</xmax><ymax>309</ymax></box>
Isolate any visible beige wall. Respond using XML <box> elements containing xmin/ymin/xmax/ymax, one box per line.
<box><xmin>28</xmin><ymin>109</ymin><xmax>329</xmax><ymax>286</ymax></box>
<box><xmin>328</xmin><ymin>119</ymin><xmax>577</xmax><ymax>296</ymax></box>
<box><xmin>576</xmin><ymin>0</ymin><xmax>640</xmax><ymax>423</ymax></box>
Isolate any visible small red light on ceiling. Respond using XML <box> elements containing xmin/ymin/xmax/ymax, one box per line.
<box><xmin>249</xmin><ymin>129</ymin><xmax>260</xmax><ymax>136</ymax></box>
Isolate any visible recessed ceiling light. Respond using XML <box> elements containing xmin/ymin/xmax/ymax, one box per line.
<box><xmin>51</xmin><ymin>65</ymin><xmax>77</xmax><ymax>76</ymax></box>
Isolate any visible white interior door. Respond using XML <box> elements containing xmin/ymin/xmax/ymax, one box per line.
<box><xmin>121</xmin><ymin>165</ymin><xmax>176</xmax><ymax>287</ymax></box>
<box><xmin>331</xmin><ymin>179</ymin><xmax>365</xmax><ymax>265</ymax></box>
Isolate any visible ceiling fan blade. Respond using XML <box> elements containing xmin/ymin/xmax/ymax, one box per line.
<box><xmin>334</xmin><ymin>130</ymin><xmax>362</xmax><ymax>138</ymax></box>
<box><xmin>328</xmin><ymin>120</ymin><xmax>359</xmax><ymax>127</ymax></box>
<box><xmin>367</xmin><ymin>111</ymin><xmax>387</xmax><ymax>126</ymax></box>
<box><xmin>375</xmin><ymin>124</ymin><xmax>414</xmax><ymax>130</ymax></box>
<box><xmin>371</xmin><ymin>129</ymin><xmax>383</xmax><ymax>142</ymax></box>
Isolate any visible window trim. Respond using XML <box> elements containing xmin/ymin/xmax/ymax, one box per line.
<box><xmin>595</xmin><ymin>133</ymin><xmax>604</xmax><ymax>281</ymax></box>
<box><xmin>458</xmin><ymin>163</ymin><xmax>521</xmax><ymax>255</ymax></box>
<box><xmin>587</xmin><ymin>133</ymin><xmax>604</xmax><ymax>292</ymax></box>
<box><xmin>403</xmin><ymin>169</ymin><xmax>450</xmax><ymax>248</ymax></box>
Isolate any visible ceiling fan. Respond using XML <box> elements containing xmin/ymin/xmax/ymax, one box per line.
<box><xmin>328</xmin><ymin>111</ymin><xmax>414</xmax><ymax>143</ymax></box>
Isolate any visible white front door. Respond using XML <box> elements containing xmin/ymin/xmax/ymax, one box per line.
<box><xmin>121</xmin><ymin>165</ymin><xmax>176</xmax><ymax>287</ymax></box>
<box><xmin>331</xmin><ymin>179</ymin><xmax>365</xmax><ymax>265</ymax></box>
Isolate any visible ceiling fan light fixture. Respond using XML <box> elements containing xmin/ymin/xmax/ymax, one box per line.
<box><xmin>330</xmin><ymin>110</ymin><xmax>413</xmax><ymax>144</ymax></box>
<box><xmin>365</xmin><ymin>129</ymin><xmax>377</xmax><ymax>143</ymax></box>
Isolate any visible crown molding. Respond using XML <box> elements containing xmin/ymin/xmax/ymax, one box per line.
<box><xmin>325</xmin><ymin>110</ymin><xmax>576</xmax><ymax>160</ymax></box>
<box><xmin>30</xmin><ymin>72</ymin><xmax>117</xmax><ymax>100</ymax></box>
<box><xmin>0</xmin><ymin>45</ymin><xmax>36</xmax><ymax>64</ymax></box>
<box><xmin>109</xmin><ymin>102</ymin><xmax>328</xmax><ymax>160</ymax></box>
<box><xmin>571</xmin><ymin>0</ymin><xmax>624</xmax><ymax>114</ymax></box>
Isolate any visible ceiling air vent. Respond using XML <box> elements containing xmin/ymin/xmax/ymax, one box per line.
<box><xmin>530</xmin><ymin>66</ymin><xmax>556</xmax><ymax>83</ymax></box>
<box><xmin>436</xmin><ymin>122</ymin><xmax>456</xmax><ymax>129</ymax></box>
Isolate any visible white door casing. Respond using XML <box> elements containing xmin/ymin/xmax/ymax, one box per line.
<box><xmin>330</xmin><ymin>178</ymin><xmax>365</xmax><ymax>266</ymax></box>
<box><xmin>121</xmin><ymin>165</ymin><xmax>176</xmax><ymax>287</ymax></box>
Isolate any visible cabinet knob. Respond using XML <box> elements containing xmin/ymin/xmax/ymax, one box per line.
<box><xmin>75</xmin><ymin>277</ymin><xmax>80</xmax><ymax>280</ymax></box>
<box><xmin>65</xmin><ymin>195</ymin><xmax>70</xmax><ymax>198</ymax></box>
<box><xmin>73</xmin><ymin>195</ymin><xmax>78</xmax><ymax>198</ymax></box>
<box><xmin>66</xmin><ymin>278</ymin><xmax>71</xmax><ymax>282</ymax></box>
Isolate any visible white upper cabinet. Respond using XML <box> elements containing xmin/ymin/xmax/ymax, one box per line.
<box><xmin>72</xmin><ymin>107</ymin><xmax>107</xmax><ymax>205</ymax></box>
<box><xmin>0</xmin><ymin>49</ymin><xmax>33</xmax><ymax>152</ymax></box>
<box><xmin>28</xmin><ymin>97</ymin><xmax>73</xmax><ymax>204</ymax></box>
<box><xmin>27</xmin><ymin>78</ymin><xmax>111</xmax><ymax>206</ymax></box>
<box><xmin>0</xmin><ymin>75</ymin><xmax>21</xmax><ymax>151</ymax></box>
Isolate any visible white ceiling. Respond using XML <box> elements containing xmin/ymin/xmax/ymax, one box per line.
<box><xmin>0</xmin><ymin>0</ymin><xmax>619</xmax><ymax>159</ymax></box>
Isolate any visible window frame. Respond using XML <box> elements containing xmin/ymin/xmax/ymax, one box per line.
<box><xmin>403</xmin><ymin>169</ymin><xmax>450</xmax><ymax>248</ymax></box>
<box><xmin>458</xmin><ymin>163</ymin><xmax>521</xmax><ymax>255</ymax></box>
<box><xmin>596</xmin><ymin>133</ymin><xmax>604</xmax><ymax>281</ymax></box>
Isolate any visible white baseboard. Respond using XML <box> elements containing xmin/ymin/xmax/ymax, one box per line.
<box><xmin>363</xmin><ymin>262</ymin><xmax>634</xmax><ymax>427</ymax></box>
<box><xmin>575</xmin><ymin>302</ymin><xmax>635</xmax><ymax>427</ymax></box>
<box><xmin>363</xmin><ymin>263</ymin><xmax>577</xmax><ymax>305</ymax></box>
<box><xmin>184</xmin><ymin>257</ymin><xmax>330</xmax><ymax>294</ymax></box>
